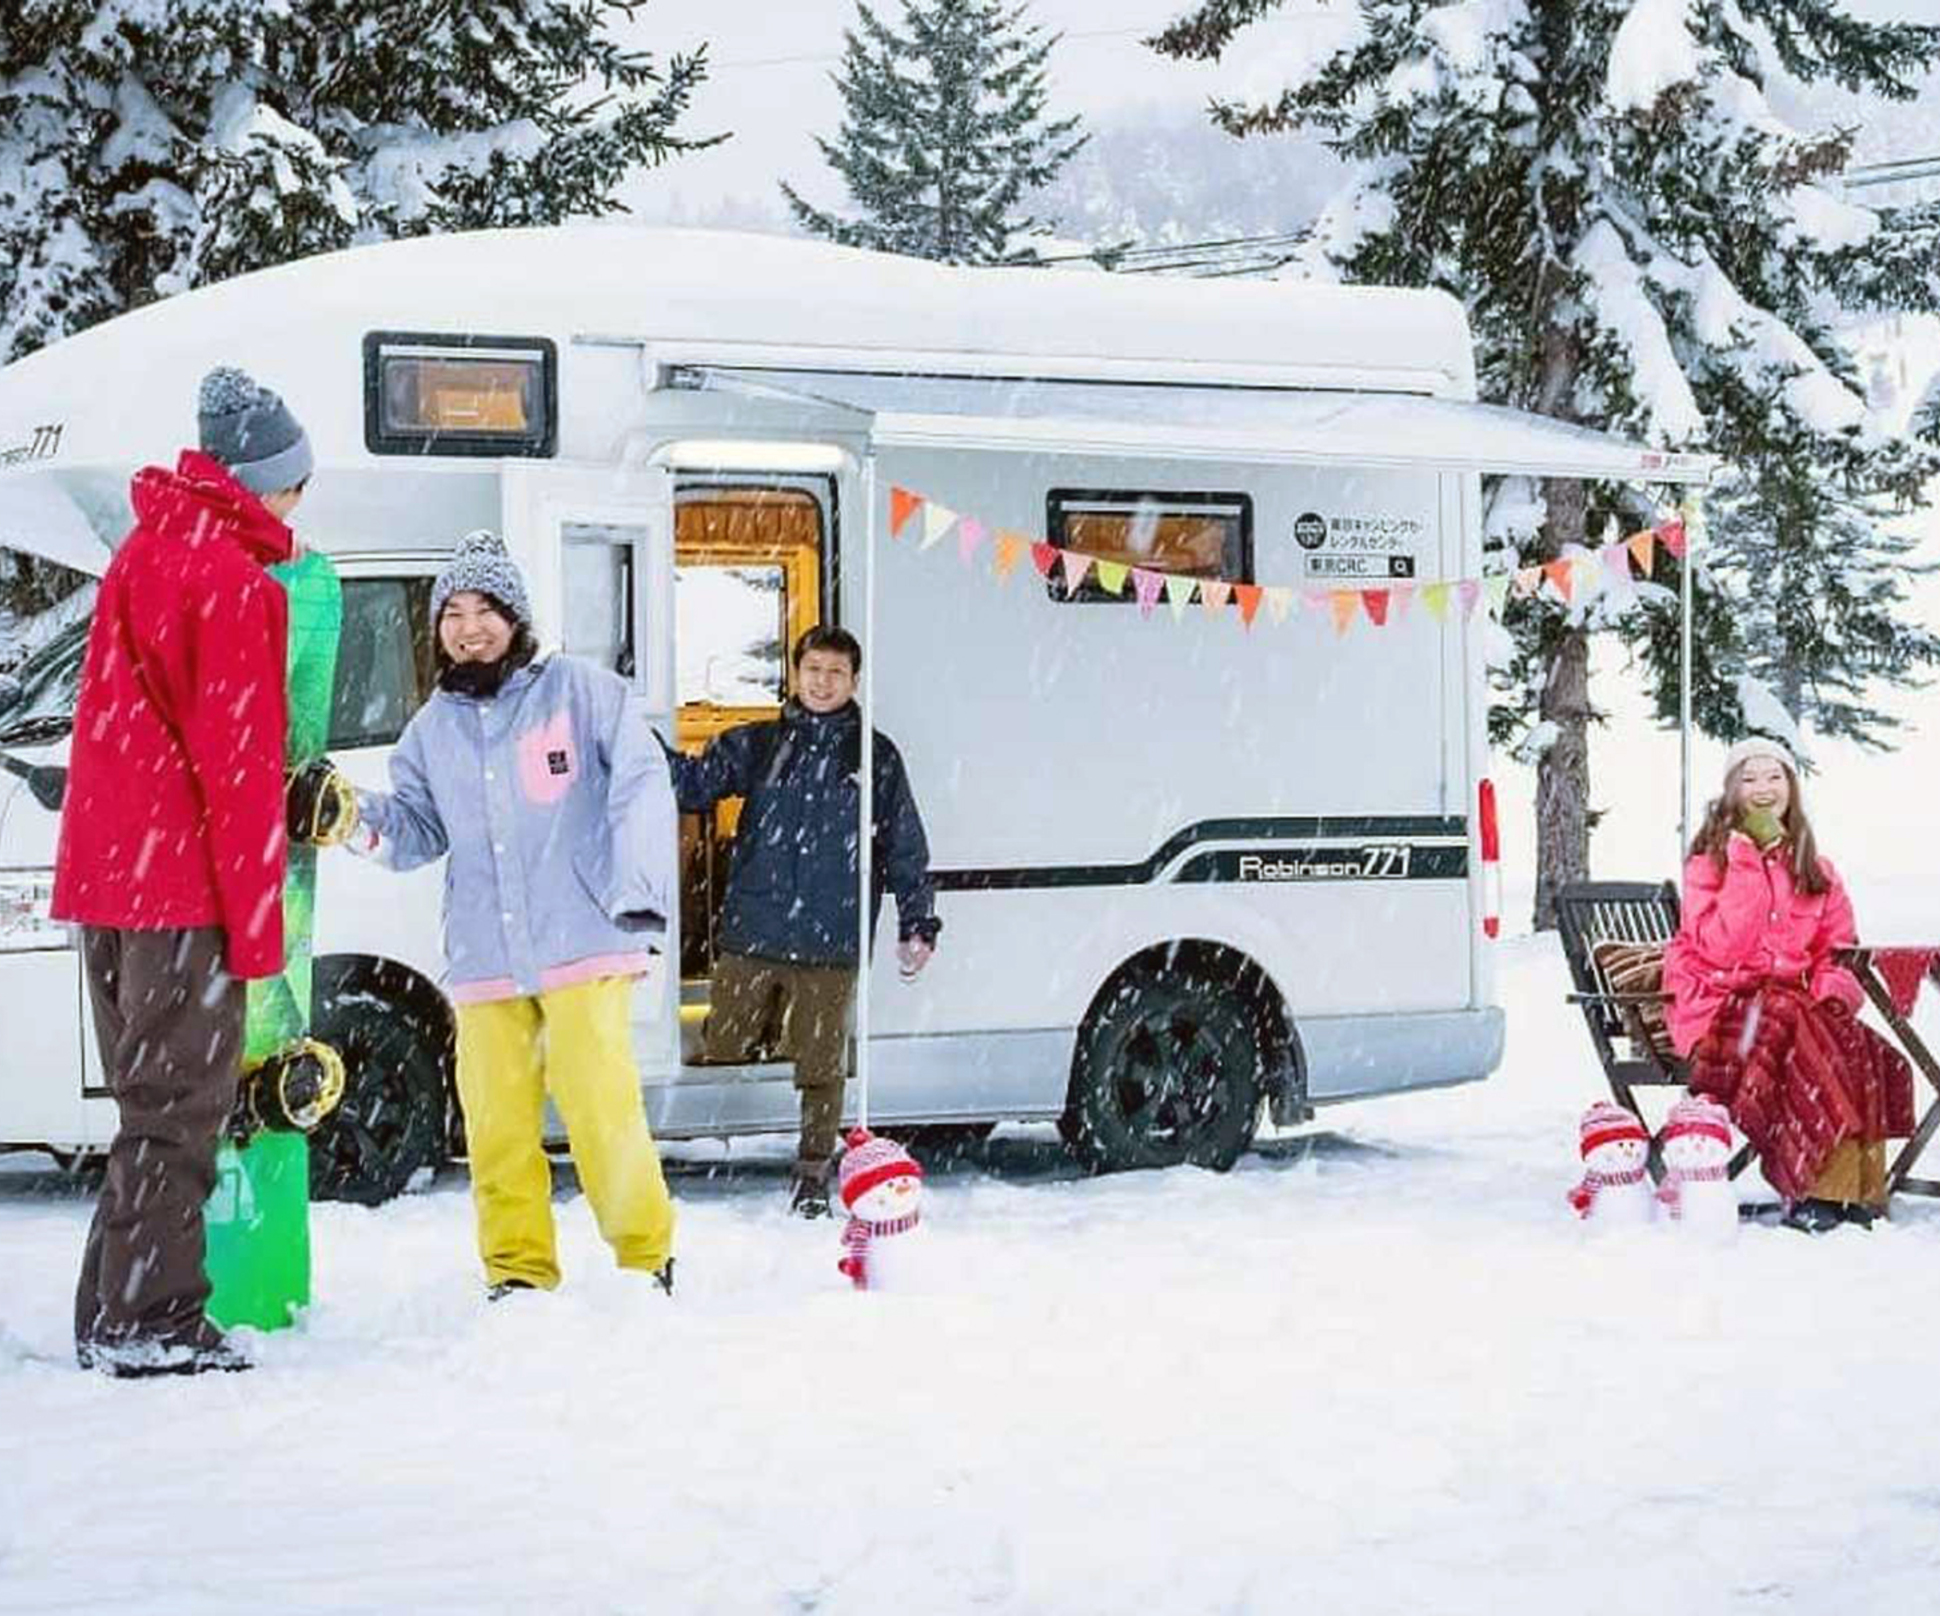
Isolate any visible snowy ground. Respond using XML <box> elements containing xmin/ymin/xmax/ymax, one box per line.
<box><xmin>4</xmin><ymin>935</ymin><xmax>1939</xmax><ymax>1615</ymax></box>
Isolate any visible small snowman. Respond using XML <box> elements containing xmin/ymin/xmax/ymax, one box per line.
<box><xmin>1567</xmin><ymin>1101</ymin><xmax>1654</xmax><ymax>1227</ymax></box>
<box><xmin>1655</xmin><ymin>1094</ymin><xmax>1738</xmax><ymax>1242</ymax></box>
<box><xmin>835</xmin><ymin>1129</ymin><xmax>926</xmax><ymax>1292</ymax></box>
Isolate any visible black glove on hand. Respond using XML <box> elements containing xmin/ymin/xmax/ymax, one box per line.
<box><xmin>286</xmin><ymin>759</ymin><xmax>359</xmax><ymax>847</ymax></box>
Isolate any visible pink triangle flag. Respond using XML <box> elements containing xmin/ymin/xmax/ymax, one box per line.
<box><xmin>1390</xmin><ymin>581</ymin><xmax>1416</xmax><ymax>620</ymax></box>
<box><xmin>1457</xmin><ymin>579</ymin><xmax>1482</xmax><ymax>617</ymax></box>
<box><xmin>1601</xmin><ymin>543</ymin><xmax>1633</xmax><ymax>583</ymax></box>
<box><xmin>1513</xmin><ymin>566</ymin><xmax>1542</xmax><ymax>598</ymax></box>
<box><xmin>920</xmin><ymin>502</ymin><xmax>957</xmax><ymax>551</ymax></box>
<box><xmin>1658</xmin><ymin>516</ymin><xmax>1688</xmax><ymax>558</ymax></box>
<box><xmin>1132</xmin><ymin>567</ymin><xmax>1164</xmax><ymax>616</ymax></box>
<box><xmin>1165</xmin><ymin>574</ymin><xmax>1196</xmax><ymax>620</ymax></box>
<box><xmin>1061</xmin><ymin>550</ymin><xmax>1094</xmax><ymax>592</ymax></box>
<box><xmin>1199</xmin><ymin>578</ymin><xmax>1232</xmax><ymax>613</ymax></box>
<box><xmin>956</xmin><ymin>516</ymin><xmax>987</xmax><ymax>565</ymax></box>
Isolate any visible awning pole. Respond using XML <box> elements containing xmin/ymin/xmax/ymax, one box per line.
<box><xmin>1678</xmin><ymin>492</ymin><xmax>1700</xmax><ymax>868</ymax></box>
<box><xmin>856</xmin><ymin>452</ymin><xmax>878</xmax><ymax>1132</ymax></box>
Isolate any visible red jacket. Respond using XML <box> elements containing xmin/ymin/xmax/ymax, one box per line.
<box><xmin>1662</xmin><ymin>833</ymin><xmax>1864</xmax><ymax>1057</ymax></box>
<box><xmin>52</xmin><ymin>452</ymin><xmax>292</xmax><ymax>979</ymax></box>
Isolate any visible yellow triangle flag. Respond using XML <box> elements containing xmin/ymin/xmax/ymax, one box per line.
<box><xmin>1422</xmin><ymin>582</ymin><xmax>1453</xmax><ymax>621</ymax></box>
<box><xmin>1093</xmin><ymin>559</ymin><xmax>1129</xmax><ymax>596</ymax></box>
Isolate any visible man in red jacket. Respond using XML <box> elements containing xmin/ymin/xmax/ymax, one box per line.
<box><xmin>53</xmin><ymin>366</ymin><xmax>312</xmax><ymax>1377</ymax></box>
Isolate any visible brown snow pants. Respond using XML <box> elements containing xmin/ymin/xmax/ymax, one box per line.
<box><xmin>701</xmin><ymin>951</ymin><xmax>856</xmax><ymax>1167</ymax></box>
<box><xmin>74</xmin><ymin>926</ymin><xmax>245</xmax><ymax>1358</ymax></box>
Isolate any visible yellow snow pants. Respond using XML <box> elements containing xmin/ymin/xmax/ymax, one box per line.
<box><xmin>454</xmin><ymin>976</ymin><xmax>676</xmax><ymax>1288</ymax></box>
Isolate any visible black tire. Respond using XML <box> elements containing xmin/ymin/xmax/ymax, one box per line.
<box><xmin>307</xmin><ymin>963</ymin><xmax>449</xmax><ymax>1206</ymax></box>
<box><xmin>1061</xmin><ymin>965</ymin><xmax>1264</xmax><ymax>1173</ymax></box>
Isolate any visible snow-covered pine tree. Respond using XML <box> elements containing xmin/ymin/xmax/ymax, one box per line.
<box><xmin>0</xmin><ymin>0</ymin><xmax>715</xmax><ymax>622</ymax></box>
<box><xmin>0</xmin><ymin>1</ymin><xmax>715</xmax><ymax>363</ymax></box>
<box><xmin>780</xmin><ymin>0</ymin><xmax>1086</xmax><ymax>264</ymax></box>
<box><xmin>1151</xmin><ymin>0</ymin><xmax>1940</xmax><ymax>926</ymax></box>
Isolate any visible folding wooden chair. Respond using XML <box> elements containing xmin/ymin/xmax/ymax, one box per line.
<box><xmin>1555</xmin><ymin>880</ymin><xmax>1760</xmax><ymax>1187</ymax></box>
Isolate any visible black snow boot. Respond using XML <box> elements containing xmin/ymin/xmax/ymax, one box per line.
<box><xmin>1780</xmin><ymin>1198</ymin><xmax>1846</xmax><ymax>1235</ymax></box>
<box><xmin>82</xmin><ymin>1323</ymin><xmax>252</xmax><ymax>1379</ymax></box>
<box><xmin>650</xmin><ymin>1259</ymin><xmax>675</xmax><ymax>1297</ymax></box>
<box><xmin>486</xmin><ymin>1278</ymin><xmax>541</xmax><ymax>1303</ymax></box>
<box><xmin>789</xmin><ymin>1162</ymin><xmax>833</xmax><ymax>1220</ymax></box>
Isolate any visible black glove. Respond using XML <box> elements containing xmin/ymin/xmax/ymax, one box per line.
<box><xmin>286</xmin><ymin>759</ymin><xmax>359</xmax><ymax>847</ymax></box>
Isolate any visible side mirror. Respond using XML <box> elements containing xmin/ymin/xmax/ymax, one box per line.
<box><xmin>0</xmin><ymin>672</ymin><xmax>22</xmax><ymax>717</ymax></box>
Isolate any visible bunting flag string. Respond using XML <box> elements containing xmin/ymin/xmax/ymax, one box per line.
<box><xmin>885</xmin><ymin>485</ymin><xmax>1696</xmax><ymax>635</ymax></box>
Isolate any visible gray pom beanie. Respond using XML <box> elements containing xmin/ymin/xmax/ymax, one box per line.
<box><xmin>431</xmin><ymin>530</ymin><xmax>533</xmax><ymax>629</ymax></box>
<box><xmin>198</xmin><ymin>366</ymin><xmax>314</xmax><ymax>497</ymax></box>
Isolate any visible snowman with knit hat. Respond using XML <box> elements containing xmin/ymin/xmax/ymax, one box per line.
<box><xmin>836</xmin><ymin>1128</ymin><xmax>926</xmax><ymax>1291</ymax></box>
<box><xmin>1656</xmin><ymin>1094</ymin><xmax>1738</xmax><ymax>1242</ymax></box>
<box><xmin>1568</xmin><ymin>1101</ymin><xmax>1655</xmax><ymax>1227</ymax></box>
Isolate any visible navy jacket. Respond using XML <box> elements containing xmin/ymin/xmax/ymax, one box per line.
<box><xmin>667</xmin><ymin>700</ymin><xmax>940</xmax><ymax>968</ymax></box>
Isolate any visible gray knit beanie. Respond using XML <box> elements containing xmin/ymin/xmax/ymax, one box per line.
<box><xmin>198</xmin><ymin>366</ymin><xmax>314</xmax><ymax>497</ymax></box>
<box><xmin>431</xmin><ymin>530</ymin><xmax>533</xmax><ymax>629</ymax></box>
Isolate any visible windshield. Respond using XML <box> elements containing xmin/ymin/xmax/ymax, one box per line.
<box><xmin>0</xmin><ymin>618</ymin><xmax>89</xmax><ymax>741</ymax></box>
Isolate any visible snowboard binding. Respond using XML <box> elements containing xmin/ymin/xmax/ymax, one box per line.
<box><xmin>229</xmin><ymin>1037</ymin><xmax>347</xmax><ymax>1142</ymax></box>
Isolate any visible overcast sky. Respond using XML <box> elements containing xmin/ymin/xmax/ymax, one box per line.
<box><xmin>620</xmin><ymin>0</ymin><xmax>1940</xmax><ymax>222</ymax></box>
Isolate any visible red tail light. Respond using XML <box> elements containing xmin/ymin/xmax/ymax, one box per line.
<box><xmin>1478</xmin><ymin>777</ymin><xmax>1501</xmax><ymax>939</ymax></box>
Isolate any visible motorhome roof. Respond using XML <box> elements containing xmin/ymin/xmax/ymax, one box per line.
<box><xmin>0</xmin><ymin>225</ymin><xmax>1478</xmax><ymax>400</ymax></box>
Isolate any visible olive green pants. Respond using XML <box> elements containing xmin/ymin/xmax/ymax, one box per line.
<box><xmin>703</xmin><ymin>951</ymin><xmax>857</xmax><ymax>1165</ymax></box>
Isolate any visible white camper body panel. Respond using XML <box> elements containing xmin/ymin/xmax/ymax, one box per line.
<box><xmin>1</xmin><ymin>227</ymin><xmax>1714</xmax><ymax>1164</ymax></box>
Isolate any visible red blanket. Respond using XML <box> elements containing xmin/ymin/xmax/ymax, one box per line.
<box><xmin>1685</xmin><ymin>984</ymin><xmax>1914</xmax><ymax>1202</ymax></box>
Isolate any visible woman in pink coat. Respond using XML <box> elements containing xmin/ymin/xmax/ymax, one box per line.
<box><xmin>1663</xmin><ymin>737</ymin><xmax>1904</xmax><ymax>1231</ymax></box>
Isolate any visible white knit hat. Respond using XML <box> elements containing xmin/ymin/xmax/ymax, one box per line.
<box><xmin>1723</xmin><ymin>736</ymin><xmax>1796</xmax><ymax>778</ymax></box>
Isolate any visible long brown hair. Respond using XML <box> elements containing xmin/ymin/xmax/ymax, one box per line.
<box><xmin>1688</xmin><ymin>757</ymin><xmax>1829</xmax><ymax>895</ymax></box>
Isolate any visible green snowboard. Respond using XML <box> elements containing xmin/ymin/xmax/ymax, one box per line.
<box><xmin>206</xmin><ymin>548</ymin><xmax>343</xmax><ymax>1332</ymax></box>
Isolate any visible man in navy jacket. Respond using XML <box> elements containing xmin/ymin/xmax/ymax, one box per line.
<box><xmin>668</xmin><ymin>626</ymin><xmax>940</xmax><ymax>1215</ymax></box>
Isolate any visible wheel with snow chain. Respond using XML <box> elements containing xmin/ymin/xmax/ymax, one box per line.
<box><xmin>307</xmin><ymin>961</ymin><xmax>448</xmax><ymax>1206</ymax></box>
<box><xmin>1061</xmin><ymin>965</ymin><xmax>1263</xmax><ymax>1173</ymax></box>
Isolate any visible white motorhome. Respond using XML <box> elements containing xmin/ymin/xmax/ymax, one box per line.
<box><xmin>0</xmin><ymin>227</ymin><xmax>1710</xmax><ymax>1201</ymax></box>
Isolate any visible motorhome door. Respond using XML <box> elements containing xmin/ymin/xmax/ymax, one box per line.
<box><xmin>500</xmin><ymin>463</ymin><xmax>677</xmax><ymax>1075</ymax></box>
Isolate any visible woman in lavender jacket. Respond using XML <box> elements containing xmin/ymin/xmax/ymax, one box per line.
<box><xmin>349</xmin><ymin>531</ymin><xmax>679</xmax><ymax>1300</ymax></box>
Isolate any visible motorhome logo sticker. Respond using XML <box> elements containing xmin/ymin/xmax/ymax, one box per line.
<box><xmin>1293</xmin><ymin>512</ymin><xmax>1328</xmax><ymax>549</ymax></box>
<box><xmin>0</xmin><ymin>423</ymin><xmax>63</xmax><ymax>469</ymax></box>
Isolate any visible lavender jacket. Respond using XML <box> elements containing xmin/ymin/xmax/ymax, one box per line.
<box><xmin>356</xmin><ymin>655</ymin><xmax>675</xmax><ymax>1004</ymax></box>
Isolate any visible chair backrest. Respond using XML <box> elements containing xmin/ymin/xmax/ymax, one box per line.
<box><xmin>1555</xmin><ymin>880</ymin><xmax>1681</xmax><ymax>1042</ymax></box>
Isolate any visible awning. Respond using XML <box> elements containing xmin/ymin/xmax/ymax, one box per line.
<box><xmin>672</xmin><ymin>366</ymin><xmax>1716</xmax><ymax>485</ymax></box>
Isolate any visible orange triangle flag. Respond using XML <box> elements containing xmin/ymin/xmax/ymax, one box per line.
<box><xmin>1233</xmin><ymin>584</ymin><xmax>1263</xmax><ymax>628</ymax></box>
<box><xmin>1329</xmin><ymin>591</ymin><xmax>1358</xmax><ymax>635</ymax></box>
<box><xmin>889</xmin><ymin>487</ymin><xmax>923</xmax><ymax>538</ymax></box>
<box><xmin>993</xmin><ymin>532</ymin><xmax>1025</xmax><ymax>581</ymax></box>
<box><xmin>1628</xmin><ymin>530</ymin><xmax>1656</xmax><ymax>575</ymax></box>
<box><xmin>1542</xmin><ymin>559</ymin><xmax>1574</xmax><ymax>602</ymax></box>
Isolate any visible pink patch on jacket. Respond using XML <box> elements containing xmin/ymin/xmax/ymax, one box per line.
<box><xmin>517</xmin><ymin>711</ymin><xmax>578</xmax><ymax>805</ymax></box>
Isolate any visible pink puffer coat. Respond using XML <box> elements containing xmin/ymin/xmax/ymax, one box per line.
<box><xmin>1662</xmin><ymin>832</ymin><xmax>1864</xmax><ymax>1057</ymax></box>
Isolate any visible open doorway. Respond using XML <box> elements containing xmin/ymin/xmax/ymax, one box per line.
<box><xmin>672</xmin><ymin>484</ymin><xmax>826</xmax><ymax>1046</ymax></box>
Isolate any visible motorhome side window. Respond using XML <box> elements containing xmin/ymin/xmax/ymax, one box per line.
<box><xmin>329</xmin><ymin>578</ymin><xmax>436</xmax><ymax>749</ymax></box>
<box><xmin>1045</xmin><ymin>490</ymin><xmax>1252</xmax><ymax>603</ymax></box>
<box><xmin>363</xmin><ymin>332</ymin><xmax>557</xmax><ymax>457</ymax></box>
